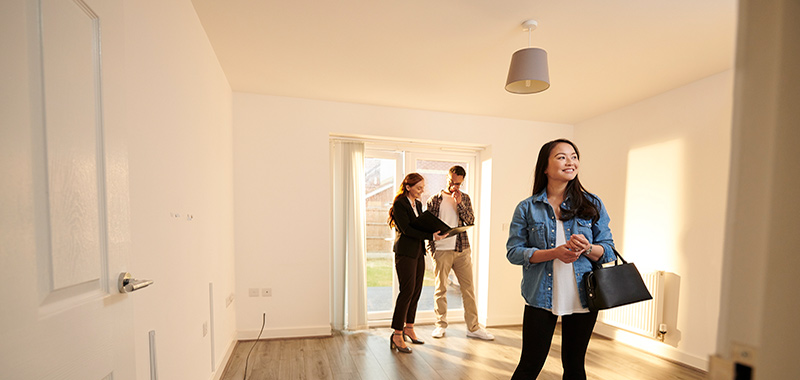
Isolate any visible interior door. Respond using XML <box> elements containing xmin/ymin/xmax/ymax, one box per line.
<box><xmin>0</xmin><ymin>0</ymin><xmax>137</xmax><ymax>378</ymax></box>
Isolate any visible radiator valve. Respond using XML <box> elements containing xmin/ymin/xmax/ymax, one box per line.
<box><xmin>657</xmin><ymin>323</ymin><xmax>668</xmax><ymax>341</ymax></box>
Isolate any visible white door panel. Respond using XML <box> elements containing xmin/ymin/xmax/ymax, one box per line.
<box><xmin>1</xmin><ymin>0</ymin><xmax>136</xmax><ymax>378</ymax></box>
<box><xmin>40</xmin><ymin>0</ymin><xmax>107</xmax><ymax>309</ymax></box>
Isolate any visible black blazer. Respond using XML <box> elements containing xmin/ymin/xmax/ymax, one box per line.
<box><xmin>391</xmin><ymin>197</ymin><xmax>431</xmax><ymax>258</ymax></box>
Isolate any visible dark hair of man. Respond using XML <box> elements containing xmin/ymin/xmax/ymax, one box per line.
<box><xmin>532</xmin><ymin>139</ymin><xmax>600</xmax><ymax>223</ymax></box>
<box><xmin>388</xmin><ymin>172</ymin><xmax>425</xmax><ymax>228</ymax></box>
<box><xmin>449</xmin><ymin>165</ymin><xmax>466</xmax><ymax>177</ymax></box>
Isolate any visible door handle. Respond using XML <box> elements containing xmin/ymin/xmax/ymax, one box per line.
<box><xmin>118</xmin><ymin>272</ymin><xmax>154</xmax><ymax>293</ymax></box>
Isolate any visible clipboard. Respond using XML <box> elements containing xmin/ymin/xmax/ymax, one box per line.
<box><xmin>410</xmin><ymin>210</ymin><xmax>473</xmax><ymax>238</ymax></box>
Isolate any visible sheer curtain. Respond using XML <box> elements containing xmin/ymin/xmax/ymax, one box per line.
<box><xmin>330</xmin><ymin>140</ymin><xmax>368</xmax><ymax>330</ymax></box>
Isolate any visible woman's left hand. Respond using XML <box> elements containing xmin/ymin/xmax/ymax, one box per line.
<box><xmin>567</xmin><ymin>234</ymin><xmax>591</xmax><ymax>254</ymax></box>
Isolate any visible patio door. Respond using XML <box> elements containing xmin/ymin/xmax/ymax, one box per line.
<box><xmin>364</xmin><ymin>148</ymin><xmax>477</xmax><ymax>324</ymax></box>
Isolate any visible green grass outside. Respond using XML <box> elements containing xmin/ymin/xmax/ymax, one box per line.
<box><xmin>367</xmin><ymin>257</ymin><xmax>435</xmax><ymax>287</ymax></box>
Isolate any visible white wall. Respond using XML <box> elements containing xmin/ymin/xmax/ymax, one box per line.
<box><xmin>232</xmin><ymin>93</ymin><xmax>573</xmax><ymax>336</ymax></box>
<box><xmin>123</xmin><ymin>0</ymin><xmax>236</xmax><ymax>379</ymax></box>
<box><xmin>574</xmin><ymin>70</ymin><xmax>734</xmax><ymax>369</ymax></box>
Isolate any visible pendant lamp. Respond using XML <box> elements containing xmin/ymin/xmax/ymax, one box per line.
<box><xmin>505</xmin><ymin>20</ymin><xmax>550</xmax><ymax>94</ymax></box>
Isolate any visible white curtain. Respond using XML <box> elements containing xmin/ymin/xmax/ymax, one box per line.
<box><xmin>331</xmin><ymin>140</ymin><xmax>368</xmax><ymax>330</ymax></box>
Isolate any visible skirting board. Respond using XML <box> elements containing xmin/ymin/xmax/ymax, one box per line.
<box><xmin>593</xmin><ymin>322</ymin><xmax>709</xmax><ymax>371</ymax></box>
<box><xmin>370</xmin><ymin>315</ymin><xmax>522</xmax><ymax>329</ymax></box>
<box><xmin>237</xmin><ymin>325</ymin><xmax>332</xmax><ymax>340</ymax></box>
<box><xmin>367</xmin><ymin>315</ymin><xmax>439</xmax><ymax>328</ymax></box>
<box><xmin>485</xmin><ymin>314</ymin><xmax>524</xmax><ymax>327</ymax></box>
<box><xmin>210</xmin><ymin>335</ymin><xmax>237</xmax><ymax>380</ymax></box>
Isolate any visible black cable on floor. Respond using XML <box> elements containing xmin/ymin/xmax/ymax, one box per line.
<box><xmin>243</xmin><ymin>313</ymin><xmax>266</xmax><ymax>380</ymax></box>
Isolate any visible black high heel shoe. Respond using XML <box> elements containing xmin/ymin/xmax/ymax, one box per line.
<box><xmin>390</xmin><ymin>333</ymin><xmax>412</xmax><ymax>353</ymax></box>
<box><xmin>403</xmin><ymin>329</ymin><xmax>424</xmax><ymax>344</ymax></box>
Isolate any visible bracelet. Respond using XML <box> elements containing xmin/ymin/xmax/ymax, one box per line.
<box><xmin>584</xmin><ymin>244</ymin><xmax>593</xmax><ymax>256</ymax></box>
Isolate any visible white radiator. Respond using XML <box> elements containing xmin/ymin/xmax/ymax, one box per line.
<box><xmin>597</xmin><ymin>270</ymin><xmax>665</xmax><ymax>339</ymax></box>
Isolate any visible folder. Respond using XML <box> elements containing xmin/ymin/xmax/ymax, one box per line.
<box><xmin>410</xmin><ymin>210</ymin><xmax>473</xmax><ymax>238</ymax></box>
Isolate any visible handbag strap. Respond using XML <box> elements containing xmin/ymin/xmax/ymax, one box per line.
<box><xmin>589</xmin><ymin>247</ymin><xmax>627</xmax><ymax>270</ymax></box>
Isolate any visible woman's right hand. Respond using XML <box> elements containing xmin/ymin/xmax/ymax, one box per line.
<box><xmin>553</xmin><ymin>244</ymin><xmax>581</xmax><ymax>264</ymax></box>
<box><xmin>432</xmin><ymin>231</ymin><xmax>446</xmax><ymax>241</ymax></box>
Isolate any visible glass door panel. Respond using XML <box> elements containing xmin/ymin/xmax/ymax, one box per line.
<box><xmin>364</xmin><ymin>152</ymin><xmax>402</xmax><ymax>320</ymax></box>
<box><xmin>364</xmin><ymin>148</ymin><xmax>478</xmax><ymax>323</ymax></box>
<box><xmin>408</xmin><ymin>153</ymin><xmax>476</xmax><ymax>314</ymax></box>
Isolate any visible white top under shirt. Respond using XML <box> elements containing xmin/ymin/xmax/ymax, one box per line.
<box><xmin>408</xmin><ymin>197</ymin><xmax>419</xmax><ymax>217</ymax></box>
<box><xmin>436</xmin><ymin>192</ymin><xmax>458</xmax><ymax>251</ymax></box>
<box><xmin>551</xmin><ymin>219</ymin><xmax>589</xmax><ymax>316</ymax></box>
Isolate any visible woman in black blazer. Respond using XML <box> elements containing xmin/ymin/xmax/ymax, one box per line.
<box><xmin>387</xmin><ymin>173</ymin><xmax>444</xmax><ymax>353</ymax></box>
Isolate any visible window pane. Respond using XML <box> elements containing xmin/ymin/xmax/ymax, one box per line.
<box><xmin>365</xmin><ymin>158</ymin><xmax>396</xmax><ymax>314</ymax></box>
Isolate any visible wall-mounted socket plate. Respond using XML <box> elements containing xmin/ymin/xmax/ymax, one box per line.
<box><xmin>708</xmin><ymin>354</ymin><xmax>734</xmax><ymax>379</ymax></box>
<box><xmin>262</xmin><ymin>288</ymin><xmax>272</xmax><ymax>297</ymax></box>
<box><xmin>248</xmin><ymin>288</ymin><xmax>259</xmax><ymax>297</ymax></box>
<box><xmin>732</xmin><ymin>342</ymin><xmax>757</xmax><ymax>367</ymax></box>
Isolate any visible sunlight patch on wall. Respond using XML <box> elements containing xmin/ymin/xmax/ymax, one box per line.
<box><xmin>621</xmin><ymin>139</ymin><xmax>685</xmax><ymax>272</ymax></box>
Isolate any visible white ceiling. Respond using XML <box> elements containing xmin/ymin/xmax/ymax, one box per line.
<box><xmin>191</xmin><ymin>0</ymin><xmax>738</xmax><ymax>124</ymax></box>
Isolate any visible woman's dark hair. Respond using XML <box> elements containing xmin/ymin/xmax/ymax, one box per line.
<box><xmin>388</xmin><ymin>172</ymin><xmax>425</xmax><ymax>227</ymax></box>
<box><xmin>532</xmin><ymin>139</ymin><xmax>599</xmax><ymax>222</ymax></box>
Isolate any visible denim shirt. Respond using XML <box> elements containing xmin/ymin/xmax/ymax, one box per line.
<box><xmin>506</xmin><ymin>190</ymin><xmax>616</xmax><ymax>310</ymax></box>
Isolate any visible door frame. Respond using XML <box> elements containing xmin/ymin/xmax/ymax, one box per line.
<box><xmin>363</xmin><ymin>143</ymin><xmax>481</xmax><ymax>326</ymax></box>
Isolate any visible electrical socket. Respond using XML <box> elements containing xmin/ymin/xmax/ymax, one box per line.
<box><xmin>732</xmin><ymin>342</ymin><xmax>757</xmax><ymax>367</ymax></box>
<box><xmin>261</xmin><ymin>288</ymin><xmax>272</xmax><ymax>297</ymax></box>
<box><xmin>248</xmin><ymin>288</ymin><xmax>259</xmax><ymax>297</ymax></box>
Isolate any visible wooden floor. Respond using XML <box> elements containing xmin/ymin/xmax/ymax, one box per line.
<box><xmin>220</xmin><ymin>324</ymin><xmax>706</xmax><ymax>380</ymax></box>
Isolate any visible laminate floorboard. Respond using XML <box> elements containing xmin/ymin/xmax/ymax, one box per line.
<box><xmin>220</xmin><ymin>324</ymin><xmax>706</xmax><ymax>380</ymax></box>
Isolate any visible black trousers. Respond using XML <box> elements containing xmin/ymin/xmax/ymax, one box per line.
<box><xmin>511</xmin><ymin>305</ymin><xmax>599</xmax><ymax>380</ymax></box>
<box><xmin>391</xmin><ymin>254</ymin><xmax>425</xmax><ymax>331</ymax></box>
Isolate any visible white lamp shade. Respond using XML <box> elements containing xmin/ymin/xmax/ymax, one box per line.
<box><xmin>505</xmin><ymin>47</ymin><xmax>550</xmax><ymax>94</ymax></box>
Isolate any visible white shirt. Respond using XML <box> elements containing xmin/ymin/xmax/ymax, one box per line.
<box><xmin>436</xmin><ymin>192</ymin><xmax>458</xmax><ymax>251</ymax></box>
<box><xmin>551</xmin><ymin>219</ymin><xmax>589</xmax><ymax>316</ymax></box>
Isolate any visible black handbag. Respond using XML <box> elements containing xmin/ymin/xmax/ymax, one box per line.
<box><xmin>583</xmin><ymin>248</ymin><xmax>652</xmax><ymax>311</ymax></box>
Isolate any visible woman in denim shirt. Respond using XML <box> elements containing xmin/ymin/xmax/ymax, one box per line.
<box><xmin>507</xmin><ymin>139</ymin><xmax>616</xmax><ymax>379</ymax></box>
